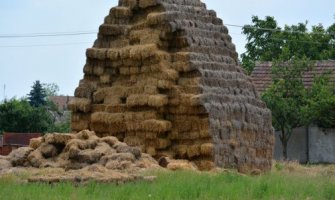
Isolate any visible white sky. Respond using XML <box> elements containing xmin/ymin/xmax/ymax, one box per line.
<box><xmin>0</xmin><ymin>0</ymin><xmax>334</xmax><ymax>99</ymax></box>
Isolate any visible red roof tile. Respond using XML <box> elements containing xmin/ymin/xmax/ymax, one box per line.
<box><xmin>251</xmin><ymin>60</ymin><xmax>335</xmax><ymax>93</ymax></box>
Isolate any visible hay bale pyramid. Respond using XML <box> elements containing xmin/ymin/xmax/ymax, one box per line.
<box><xmin>69</xmin><ymin>0</ymin><xmax>274</xmax><ymax>172</ymax></box>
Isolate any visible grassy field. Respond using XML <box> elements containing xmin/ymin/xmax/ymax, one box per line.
<box><xmin>0</xmin><ymin>163</ymin><xmax>334</xmax><ymax>200</ymax></box>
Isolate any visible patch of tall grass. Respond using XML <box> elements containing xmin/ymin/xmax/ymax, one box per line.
<box><xmin>0</xmin><ymin>168</ymin><xmax>334</xmax><ymax>200</ymax></box>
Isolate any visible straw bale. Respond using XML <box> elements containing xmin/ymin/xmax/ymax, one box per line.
<box><xmin>99</xmin><ymin>24</ymin><xmax>127</xmax><ymax>36</ymax></box>
<box><xmin>99</xmin><ymin>136</ymin><xmax>119</xmax><ymax>147</ymax></box>
<box><xmin>168</xmin><ymin>105</ymin><xmax>207</xmax><ymax>115</ymax></box>
<box><xmin>86</xmin><ymin>48</ymin><xmax>107</xmax><ymax>60</ymax></box>
<box><xmin>105</xmin><ymin>160</ymin><xmax>130</xmax><ymax>170</ymax></box>
<box><xmin>198</xmin><ymin>119</ymin><xmax>210</xmax><ymax>131</ymax></box>
<box><xmin>148</xmin><ymin>95</ymin><xmax>168</xmax><ymax>107</ymax></box>
<box><xmin>91</xmin><ymin>112</ymin><xmax>124</xmax><ymax>125</ymax></box>
<box><xmin>44</xmin><ymin>133</ymin><xmax>74</xmax><ymax>145</ymax></box>
<box><xmin>139</xmin><ymin>0</ymin><xmax>158</xmax><ymax>8</ymax></box>
<box><xmin>156</xmin><ymin>69</ymin><xmax>179</xmax><ymax>81</ymax></box>
<box><xmin>124</xmin><ymin>111</ymin><xmax>158</xmax><ymax>121</ymax></box>
<box><xmin>200</xmin><ymin>143</ymin><xmax>214</xmax><ymax>156</ymax></box>
<box><xmin>75</xmin><ymin>149</ymin><xmax>103</xmax><ymax>164</ymax></box>
<box><xmin>119</xmin><ymin>0</ymin><xmax>138</xmax><ymax>8</ymax></box>
<box><xmin>157</xmin><ymin>80</ymin><xmax>174</xmax><ymax>89</ymax></box>
<box><xmin>178</xmin><ymin>77</ymin><xmax>201</xmax><ymax>86</ymax></box>
<box><xmin>126</xmin><ymin>95</ymin><xmax>149</xmax><ymax>107</ymax></box>
<box><xmin>71</xmin><ymin>120</ymin><xmax>89</xmax><ymax>131</ymax></box>
<box><xmin>75</xmin><ymin>85</ymin><xmax>95</xmax><ymax>99</ymax></box>
<box><xmin>173</xmin><ymin>52</ymin><xmax>190</xmax><ymax>62</ymax></box>
<box><xmin>93</xmin><ymin>65</ymin><xmax>105</xmax><ymax>76</ymax></box>
<box><xmin>106</xmin><ymin>49</ymin><xmax>120</xmax><ymax>60</ymax></box>
<box><xmin>187</xmin><ymin>145</ymin><xmax>200</xmax><ymax>158</ymax></box>
<box><xmin>194</xmin><ymin>160</ymin><xmax>215</xmax><ymax>171</ymax></box>
<box><xmin>144</xmin><ymin>86</ymin><xmax>158</xmax><ymax>94</ymax></box>
<box><xmin>71</xmin><ymin>113</ymin><xmax>80</xmax><ymax>122</ymax></box>
<box><xmin>94</xmin><ymin>142</ymin><xmax>116</xmax><ymax>156</ymax></box>
<box><xmin>126</xmin><ymin>86</ymin><xmax>144</xmax><ymax>95</ymax></box>
<box><xmin>106</xmin><ymin>105</ymin><xmax>127</xmax><ymax>113</ymax></box>
<box><xmin>124</xmin><ymin>136</ymin><xmax>145</xmax><ymax>146</ymax></box>
<box><xmin>92</xmin><ymin>104</ymin><xmax>107</xmax><ymax>112</ymax></box>
<box><xmin>156</xmin><ymin>138</ymin><xmax>171</xmax><ymax>149</ymax></box>
<box><xmin>119</xmin><ymin>47</ymin><xmax>131</xmax><ymax>59</ymax></box>
<box><xmin>112</xmin><ymin>152</ymin><xmax>136</xmax><ymax>163</ymax></box>
<box><xmin>120</xmin><ymin>67</ymin><xmax>130</xmax><ymax>75</ymax></box>
<box><xmin>40</xmin><ymin>144</ymin><xmax>58</xmax><ymax>158</ymax></box>
<box><xmin>158</xmin><ymin>157</ymin><xmax>198</xmax><ymax>171</ymax></box>
<box><xmin>129</xmin><ymin>44</ymin><xmax>156</xmax><ymax>61</ymax></box>
<box><xmin>145</xmin><ymin>132</ymin><xmax>158</xmax><ymax>139</ymax></box>
<box><xmin>68</xmin><ymin>146</ymin><xmax>80</xmax><ymax>159</ymax></box>
<box><xmin>83</xmin><ymin>64</ymin><xmax>93</xmax><ymax>74</ymax></box>
<box><xmin>100</xmin><ymin>74</ymin><xmax>112</xmax><ymax>84</ymax></box>
<box><xmin>9</xmin><ymin>147</ymin><xmax>34</xmax><ymax>167</ymax></box>
<box><xmin>199</xmin><ymin>130</ymin><xmax>210</xmax><ymax>138</ymax></box>
<box><xmin>167</xmin><ymin>160</ymin><xmax>198</xmax><ymax>170</ymax></box>
<box><xmin>27</xmin><ymin>150</ymin><xmax>45</xmax><ymax>168</ymax></box>
<box><xmin>129</xmin><ymin>67</ymin><xmax>141</xmax><ymax>75</ymax></box>
<box><xmin>146</xmin><ymin>146</ymin><xmax>156</xmax><ymax>156</ymax></box>
<box><xmin>175</xmin><ymin>145</ymin><xmax>188</xmax><ymax>158</ymax></box>
<box><xmin>189</xmin><ymin>94</ymin><xmax>202</xmax><ymax>106</ymax></box>
<box><xmin>110</xmin><ymin>7</ymin><xmax>133</xmax><ymax>18</ymax></box>
<box><xmin>126</xmin><ymin>121</ymin><xmax>143</xmax><ymax>131</ymax></box>
<box><xmin>68</xmin><ymin>98</ymin><xmax>91</xmax><ymax>113</ymax></box>
<box><xmin>141</xmin><ymin>119</ymin><xmax>172</xmax><ymax>132</ymax></box>
<box><xmin>29</xmin><ymin>137</ymin><xmax>43</xmax><ymax>149</ymax></box>
<box><xmin>93</xmin><ymin>88</ymin><xmax>109</xmax><ymax>103</ymax></box>
<box><xmin>228</xmin><ymin>139</ymin><xmax>239</xmax><ymax>149</ymax></box>
<box><xmin>178</xmin><ymin>131</ymin><xmax>200</xmax><ymax>140</ymax></box>
<box><xmin>147</xmin><ymin>12</ymin><xmax>166</xmax><ymax>26</ymax></box>
<box><xmin>173</xmin><ymin>61</ymin><xmax>196</xmax><ymax>72</ymax></box>
<box><xmin>116</xmin><ymin>144</ymin><xmax>142</xmax><ymax>159</ymax></box>
<box><xmin>0</xmin><ymin>159</ymin><xmax>11</xmax><ymax>170</ymax></box>
<box><xmin>104</xmin><ymin>95</ymin><xmax>122</xmax><ymax>105</ymax></box>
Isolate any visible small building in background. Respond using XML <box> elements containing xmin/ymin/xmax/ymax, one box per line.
<box><xmin>251</xmin><ymin>60</ymin><xmax>335</xmax><ymax>163</ymax></box>
<box><xmin>49</xmin><ymin>96</ymin><xmax>74</xmax><ymax>111</ymax></box>
<box><xmin>251</xmin><ymin>60</ymin><xmax>335</xmax><ymax>94</ymax></box>
<box><xmin>0</xmin><ymin>132</ymin><xmax>41</xmax><ymax>156</ymax></box>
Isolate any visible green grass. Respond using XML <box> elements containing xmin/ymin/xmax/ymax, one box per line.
<box><xmin>0</xmin><ymin>170</ymin><xmax>334</xmax><ymax>200</ymax></box>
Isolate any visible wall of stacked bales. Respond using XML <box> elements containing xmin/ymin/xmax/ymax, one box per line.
<box><xmin>69</xmin><ymin>0</ymin><xmax>274</xmax><ymax>172</ymax></box>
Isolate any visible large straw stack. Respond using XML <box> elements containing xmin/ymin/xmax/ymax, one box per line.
<box><xmin>70</xmin><ymin>0</ymin><xmax>274</xmax><ymax>173</ymax></box>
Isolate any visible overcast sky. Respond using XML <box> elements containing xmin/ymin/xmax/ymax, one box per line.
<box><xmin>0</xmin><ymin>0</ymin><xmax>334</xmax><ymax>100</ymax></box>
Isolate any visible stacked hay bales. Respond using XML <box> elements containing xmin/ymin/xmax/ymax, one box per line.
<box><xmin>5</xmin><ymin>130</ymin><xmax>159</xmax><ymax>172</ymax></box>
<box><xmin>70</xmin><ymin>0</ymin><xmax>274</xmax><ymax>172</ymax></box>
<box><xmin>0</xmin><ymin>130</ymin><xmax>160</xmax><ymax>183</ymax></box>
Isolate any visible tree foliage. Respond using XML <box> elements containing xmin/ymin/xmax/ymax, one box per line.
<box><xmin>0</xmin><ymin>99</ymin><xmax>53</xmax><ymax>133</ymax></box>
<box><xmin>302</xmin><ymin>74</ymin><xmax>335</xmax><ymax>128</ymax></box>
<box><xmin>0</xmin><ymin>82</ymin><xmax>70</xmax><ymax>134</ymax></box>
<box><xmin>28</xmin><ymin>80</ymin><xmax>47</xmax><ymax>107</ymax></box>
<box><xmin>43</xmin><ymin>83</ymin><xmax>60</xmax><ymax>97</ymax></box>
<box><xmin>241</xmin><ymin>16</ymin><xmax>335</xmax><ymax>74</ymax></box>
<box><xmin>261</xmin><ymin>56</ymin><xmax>311</xmax><ymax>159</ymax></box>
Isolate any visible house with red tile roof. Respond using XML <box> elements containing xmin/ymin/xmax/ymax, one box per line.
<box><xmin>251</xmin><ymin>60</ymin><xmax>335</xmax><ymax>94</ymax></box>
<box><xmin>251</xmin><ymin>60</ymin><xmax>335</xmax><ymax>163</ymax></box>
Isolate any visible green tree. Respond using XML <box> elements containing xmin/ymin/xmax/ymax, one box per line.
<box><xmin>241</xmin><ymin>16</ymin><xmax>283</xmax><ymax>74</ymax></box>
<box><xmin>262</xmin><ymin>55</ymin><xmax>311</xmax><ymax>159</ymax></box>
<box><xmin>241</xmin><ymin>16</ymin><xmax>335</xmax><ymax>74</ymax></box>
<box><xmin>302</xmin><ymin>74</ymin><xmax>335</xmax><ymax>128</ymax></box>
<box><xmin>28</xmin><ymin>80</ymin><xmax>47</xmax><ymax>107</ymax></box>
<box><xmin>43</xmin><ymin>83</ymin><xmax>60</xmax><ymax>97</ymax></box>
<box><xmin>0</xmin><ymin>99</ymin><xmax>53</xmax><ymax>133</ymax></box>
